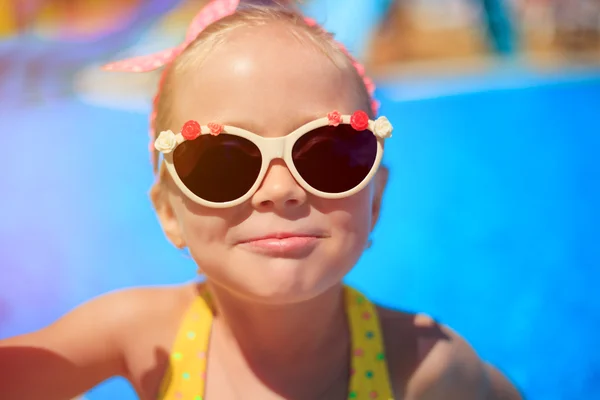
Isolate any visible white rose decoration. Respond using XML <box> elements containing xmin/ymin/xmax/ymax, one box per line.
<box><xmin>373</xmin><ymin>116</ymin><xmax>393</xmax><ymax>139</ymax></box>
<box><xmin>154</xmin><ymin>130</ymin><xmax>177</xmax><ymax>153</ymax></box>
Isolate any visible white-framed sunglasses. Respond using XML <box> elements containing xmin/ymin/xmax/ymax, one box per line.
<box><xmin>154</xmin><ymin>110</ymin><xmax>393</xmax><ymax>208</ymax></box>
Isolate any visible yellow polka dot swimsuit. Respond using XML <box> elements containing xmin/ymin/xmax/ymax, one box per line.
<box><xmin>157</xmin><ymin>286</ymin><xmax>394</xmax><ymax>399</ymax></box>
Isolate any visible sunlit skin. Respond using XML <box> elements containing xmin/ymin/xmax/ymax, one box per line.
<box><xmin>0</xmin><ymin>21</ymin><xmax>521</xmax><ymax>400</ymax></box>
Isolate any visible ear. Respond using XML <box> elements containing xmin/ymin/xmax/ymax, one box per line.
<box><xmin>150</xmin><ymin>182</ymin><xmax>187</xmax><ymax>249</ymax></box>
<box><xmin>371</xmin><ymin>165</ymin><xmax>389</xmax><ymax>232</ymax></box>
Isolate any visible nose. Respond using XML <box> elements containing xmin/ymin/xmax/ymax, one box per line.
<box><xmin>251</xmin><ymin>159</ymin><xmax>307</xmax><ymax>211</ymax></box>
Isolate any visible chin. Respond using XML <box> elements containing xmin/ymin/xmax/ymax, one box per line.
<box><xmin>228</xmin><ymin>253</ymin><xmax>344</xmax><ymax>305</ymax></box>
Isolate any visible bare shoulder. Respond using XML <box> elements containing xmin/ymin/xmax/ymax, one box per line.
<box><xmin>53</xmin><ymin>283</ymin><xmax>197</xmax><ymax>344</ymax></box>
<box><xmin>113</xmin><ymin>282</ymin><xmax>199</xmax><ymax>345</ymax></box>
<box><xmin>377</xmin><ymin>307</ymin><xmax>522</xmax><ymax>400</ymax></box>
<box><xmin>97</xmin><ymin>283</ymin><xmax>197</xmax><ymax>330</ymax></box>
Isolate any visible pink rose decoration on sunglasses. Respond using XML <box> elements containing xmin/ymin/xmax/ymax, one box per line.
<box><xmin>182</xmin><ymin>120</ymin><xmax>202</xmax><ymax>140</ymax></box>
<box><xmin>327</xmin><ymin>111</ymin><xmax>342</xmax><ymax>127</ymax></box>
<box><xmin>350</xmin><ymin>110</ymin><xmax>369</xmax><ymax>131</ymax></box>
<box><xmin>208</xmin><ymin>122</ymin><xmax>224</xmax><ymax>136</ymax></box>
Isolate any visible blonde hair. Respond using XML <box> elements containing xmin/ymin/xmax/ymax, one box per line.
<box><xmin>151</xmin><ymin>2</ymin><xmax>374</xmax><ymax>174</ymax></box>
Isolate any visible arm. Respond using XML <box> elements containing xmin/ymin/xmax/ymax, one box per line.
<box><xmin>405</xmin><ymin>320</ymin><xmax>521</xmax><ymax>400</ymax></box>
<box><xmin>484</xmin><ymin>363</ymin><xmax>523</xmax><ymax>400</ymax></box>
<box><xmin>0</xmin><ymin>291</ymin><xmax>129</xmax><ymax>400</ymax></box>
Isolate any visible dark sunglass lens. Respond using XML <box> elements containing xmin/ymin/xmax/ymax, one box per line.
<box><xmin>292</xmin><ymin>125</ymin><xmax>377</xmax><ymax>193</ymax></box>
<box><xmin>173</xmin><ymin>134</ymin><xmax>261</xmax><ymax>203</ymax></box>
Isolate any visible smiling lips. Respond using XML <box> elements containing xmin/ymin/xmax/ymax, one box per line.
<box><xmin>238</xmin><ymin>233</ymin><xmax>324</xmax><ymax>257</ymax></box>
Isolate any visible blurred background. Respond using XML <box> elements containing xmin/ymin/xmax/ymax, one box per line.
<box><xmin>0</xmin><ymin>0</ymin><xmax>599</xmax><ymax>399</ymax></box>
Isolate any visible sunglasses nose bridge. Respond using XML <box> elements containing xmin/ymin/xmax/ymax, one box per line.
<box><xmin>262</xmin><ymin>137</ymin><xmax>286</xmax><ymax>162</ymax></box>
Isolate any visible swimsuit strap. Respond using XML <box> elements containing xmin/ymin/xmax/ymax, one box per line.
<box><xmin>158</xmin><ymin>286</ymin><xmax>394</xmax><ymax>399</ymax></box>
<box><xmin>158</xmin><ymin>289</ymin><xmax>213</xmax><ymax>400</ymax></box>
<box><xmin>345</xmin><ymin>286</ymin><xmax>394</xmax><ymax>399</ymax></box>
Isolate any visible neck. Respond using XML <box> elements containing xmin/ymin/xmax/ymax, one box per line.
<box><xmin>203</xmin><ymin>281</ymin><xmax>350</xmax><ymax>396</ymax></box>
<box><xmin>206</xmin><ymin>282</ymin><xmax>348</xmax><ymax>362</ymax></box>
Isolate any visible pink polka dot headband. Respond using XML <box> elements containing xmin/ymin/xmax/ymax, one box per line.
<box><xmin>102</xmin><ymin>0</ymin><xmax>379</xmax><ymax>163</ymax></box>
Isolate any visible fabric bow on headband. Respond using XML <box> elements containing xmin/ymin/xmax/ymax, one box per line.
<box><xmin>102</xmin><ymin>0</ymin><xmax>379</xmax><ymax>166</ymax></box>
<box><xmin>103</xmin><ymin>0</ymin><xmax>240</xmax><ymax>72</ymax></box>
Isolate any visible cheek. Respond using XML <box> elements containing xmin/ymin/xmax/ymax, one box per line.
<box><xmin>314</xmin><ymin>188</ymin><xmax>373</xmax><ymax>251</ymax></box>
<box><xmin>181</xmin><ymin>215</ymin><xmax>226</xmax><ymax>247</ymax></box>
<box><xmin>172</xmin><ymin>196</ymin><xmax>243</xmax><ymax>250</ymax></box>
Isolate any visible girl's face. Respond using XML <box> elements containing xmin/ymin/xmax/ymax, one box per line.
<box><xmin>154</xmin><ymin>24</ymin><xmax>387</xmax><ymax>304</ymax></box>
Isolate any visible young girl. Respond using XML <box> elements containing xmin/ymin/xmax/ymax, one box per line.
<box><xmin>0</xmin><ymin>1</ymin><xmax>521</xmax><ymax>399</ymax></box>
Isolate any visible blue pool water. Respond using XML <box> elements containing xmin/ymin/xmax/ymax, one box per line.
<box><xmin>0</xmin><ymin>58</ymin><xmax>598</xmax><ymax>398</ymax></box>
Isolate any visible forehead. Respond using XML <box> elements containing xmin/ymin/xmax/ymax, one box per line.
<box><xmin>172</xmin><ymin>23</ymin><xmax>362</xmax><ymax>135</ymax></box>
